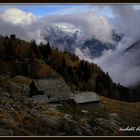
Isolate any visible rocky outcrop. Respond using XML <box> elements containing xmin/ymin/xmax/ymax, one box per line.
<box><xmin>0</xmin><ymin>75</ymin><xmax>135</xmax><ymax>136</ymax></box>
<box><xmin>0</xmin><ymin>84</ymin><xmax>126</xmax><ymax>136</ymax></box>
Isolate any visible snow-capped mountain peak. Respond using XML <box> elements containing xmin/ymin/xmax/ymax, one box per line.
<box><xmin>54</xmin><ymin>23</ymin><xmax>81</xmax><ymax>34</ymax></box>
<box><xmin>43</xmin><ymin>22</ymin><xmax>122</xmax><ymax>57</ymax></box>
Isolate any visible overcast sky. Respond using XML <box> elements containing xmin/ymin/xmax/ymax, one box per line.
<box><xmin>0</xmin><ymin>4</ymin><xmax>139</xmax><ymax>42</ymax></box>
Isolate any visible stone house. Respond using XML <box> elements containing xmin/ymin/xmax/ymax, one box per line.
<box><xmin>29</xmin><ymin>78</ymin><xmax>99</xmax><ymax>104</ymax></box>
<box><xmin>30</xmin><ymin>78</ymin><xmax>74</xmax><ymax>103</ymax></box>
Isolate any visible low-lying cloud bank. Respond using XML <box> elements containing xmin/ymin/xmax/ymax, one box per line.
<box><xmin>94</xmin><ymin>5</ymin><xmax>140</xmax><ymax>87</ymax></box>
<box><xmin>0</xmin><ymin>5</ymin><xmax>140</xmax><ymax>87</ymax></box>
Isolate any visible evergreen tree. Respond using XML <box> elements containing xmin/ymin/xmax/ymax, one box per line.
<box><xmin>10</xmin><ymin>34</ymin><xmax>16</xmax><ymax>39</ymax></box>
<box><xmin>3</xmin><ymin>36</ymin><xmax>14</xmax><ymax>61</ymax></box>
<box><xmin>77</xmin><ymin>60</ymin><xmax>91</xmax><ymax>82</ymax></box>
<box><xmin>41</xmin><ymin>42</ymin><xmax>52</xmax><ymax>62</ymax></box>
<box><xmin>45</xmin><ymin>42</ymin><xmax>52</xmax><ymax>56</ymax></box>
<box><xmin>31</xmin><ymin>40</ymin><xmax>40</xmax><ymax>58</ymax></box>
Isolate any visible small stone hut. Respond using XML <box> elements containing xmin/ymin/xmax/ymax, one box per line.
<box><xmin>29</xmin><ymin>77</ymin><xmax>99</xmax><ymax>104</ymax></box>
<box><xmin>30</xmin><ymin>78</ymin><xmax>74</xmax><ymax>103</ymax></box>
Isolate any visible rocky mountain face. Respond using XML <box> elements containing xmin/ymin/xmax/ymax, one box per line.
<box><xmin>44</xmin><ymin>24</ymin><xmax>123</xmax><ymax>58</ymax></box>
<box><xmin>124</xmin><ymin>40</ymin><xmax>140</xmax><ymax>52</ymax></box>
<box><xmin>122</xmin><ymin>39</ymin><xmax>140</xmax><ymax>88</ymax></box>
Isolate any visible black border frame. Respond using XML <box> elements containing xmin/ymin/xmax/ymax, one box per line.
<box><xmin>0</xmin><ymin>1</ymin><xmax>140</xmax><ymax>139</ymax></box>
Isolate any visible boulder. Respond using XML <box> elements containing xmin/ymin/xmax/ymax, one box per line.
<box><xmin>10</xmin><ymin>82</ymin><xmax>30</xmax><ymax>96</ymax></box>
<box><xmin>81</xmin><ymin>110</ymin><xmax>89</xmax><ymax>114</ymax></box>
<box><xmin>109</xmin><ymin>113</ymin><xmax>119</xmax><ymax>119</ymax></box>
<box><xmin>0</xmin><ymin>128</ymin><xmax>14</xmax><ymax>136</ymax></box>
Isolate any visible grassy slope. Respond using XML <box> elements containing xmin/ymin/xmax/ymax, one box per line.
<box><xmin>58</xmin><ymin>95</ymin><xmax>140</xmax><ymax>136</ymax></box>
<box><xmin>100</xmin><ymin>96</ymin><xmax>140</xmax><ymax>125</ymax></box>
<box><xmin>0</xmin><ymin>74</ymin><xmax>140</xmax><ymax>135</ymax></box>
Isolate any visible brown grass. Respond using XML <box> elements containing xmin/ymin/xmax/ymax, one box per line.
<box><xmin>100</xmin><ymin>96</ymin><xmax>140</xmax><ymax>126</ymax></box>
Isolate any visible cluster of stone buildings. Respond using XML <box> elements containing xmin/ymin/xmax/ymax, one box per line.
<box><xmin>29</xmin><ymin>77</ymin><xmax>99</xmax><ymax>104</ymax></box>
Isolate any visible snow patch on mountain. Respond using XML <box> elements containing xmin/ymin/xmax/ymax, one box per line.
<box><xmin>43</xmin><ymin>23</ymin><xmax>121</xmax><ymax>58</ymax></box>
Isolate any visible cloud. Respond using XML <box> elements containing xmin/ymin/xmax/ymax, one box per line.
<box><xmin>93</xmin><ymin>5</ymin><xmax>140</xmax><ymax>87</ymax></box>
<box><xmin>75</xmin><ymin>47</ymin><xmax>93</xmax><ymax>62</ymax></box>
<box><xmin>112</xmin><ymin>5</ymin><xmax>140</xmax><ymax>41</ymax></box>
<box><xmin>0</xmin><ymin>7</ymin><xmax>115</xmax><ymax>45</ymax></box>
<box><xmin>0</xmin><ymin>8</ymin><xmax>46</xmax><ymax>44</ymax></box>
<box><xmin>42</xmin><ymin>12</ymin><xmax>114</xmax><ymax>44</ymax></box>
<box><xmin>94</xmin><ymin>46</ymin><xmax>140</xmax><ymax>87</ymax></box>
<box><xmin>0</xmin><ymin>8</ymin><xmax>37</xmax><ymax>25</ymax></box>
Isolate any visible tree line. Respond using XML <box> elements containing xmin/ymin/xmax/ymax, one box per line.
<box><xmin>0</xmin><ymin>34</ymin><xmax>140</xmax><ymax>102</ymax></box>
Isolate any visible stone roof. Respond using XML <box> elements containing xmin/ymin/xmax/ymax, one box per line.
<box><xmin>74</xmin><ymin>91</ymin><xmax>99</xmax><ymax>104</ymax></box>
<box><xmin>31</xmin><ymin>78</ymin><xmax>99</xmax><ymax>104</ymax></box>
<box><xmin>33</xmin><ymin>78</ymin><xmax>74</xmax><ymax>102</ymax></box>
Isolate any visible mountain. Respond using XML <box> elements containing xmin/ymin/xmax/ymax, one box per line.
<box><xmin>124</xmin><ymin>40</ymin><xmax>140</xmax><ymax>52</ymax></box>
<box><xmin>124</xmin><ymin>39</ymin><xmax>140</xmax><ymax>88</ymax></box>
<box><xmin>44</xmin><ymin>23</ymin><xmax>81</xmax><ymax>52</ymax></box>
<box><xmin>0</xmin><ymin>35</ymin><xmax>140</xmax><ymax>136</ymax></box>
<box><xmin>0</xmin><ymin>34</ymin><xmax>139</xmax><ymax>102</ymax></box>
<box><xmin>43</xmin><ymin>23</ymin><xmax>123</xmax><ymax>58</ymax></box>
<box><xmin>124</xmin><ymin>39</ymin><xmax>140</xmax><ymax>72</ymax></box>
